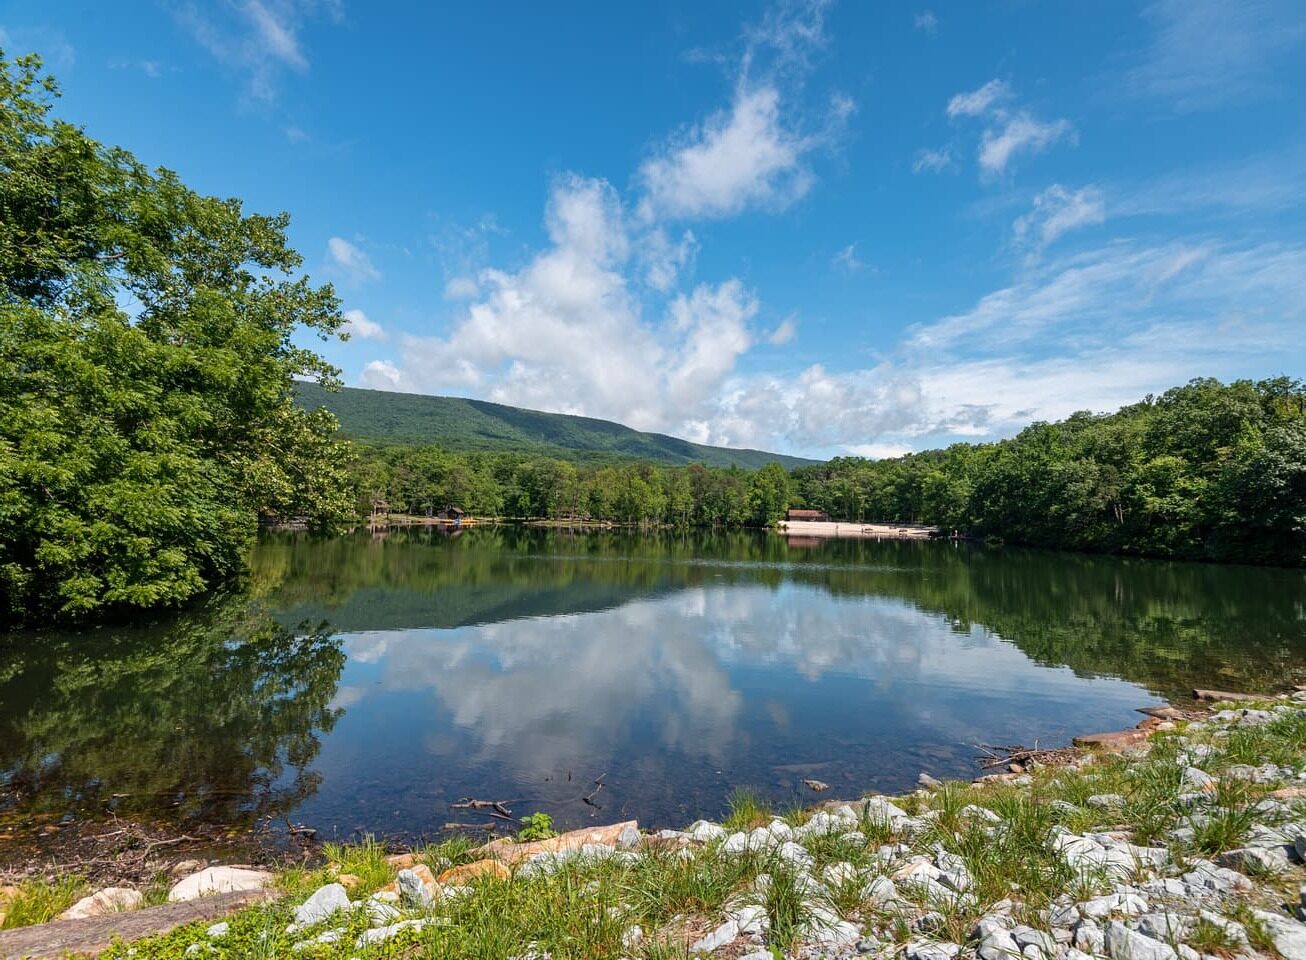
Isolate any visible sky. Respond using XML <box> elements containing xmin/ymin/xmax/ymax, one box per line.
<box><xmin>3</xmin><ymin>1</ymin><xmax>1305</xmax><ymax>459</ymax></box>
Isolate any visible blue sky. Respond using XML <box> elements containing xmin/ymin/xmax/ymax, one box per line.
<box><xmin>3</xmin><ymin>1</ymin><xmax>1305</xmax><ymax>458</ymax></box>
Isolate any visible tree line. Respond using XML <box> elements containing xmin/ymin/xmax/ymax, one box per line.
<box><xmin>2</xmin><ymin>51</ymin><xmax>1302</xmax><ymax>626</ymax></box>
<box><xmin>349</xmin><ymin>447</ymin><xmax>794</xmax><ymax>528</ymax></box>
<box><xmin>792</xmin><ymin>377</ymin><xmax>1305</xmax><ymax>567</ymax></box>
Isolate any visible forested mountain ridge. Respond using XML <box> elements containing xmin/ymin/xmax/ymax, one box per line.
<box><xmin>293</xmin><ymin>381</ymin><xmax>816</xmax><ymax>469</ymax></box>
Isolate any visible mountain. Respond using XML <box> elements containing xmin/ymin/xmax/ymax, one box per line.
<box><xmin>294</xmin><ymin>382</ymin><xmax>817</xmax><ymax>469</ymax></box>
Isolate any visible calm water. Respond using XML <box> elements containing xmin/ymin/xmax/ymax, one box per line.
<box><xmin>3</xmin><ymin>529</ymin><xmax>1304</xmax><ymax>845</ymax></box>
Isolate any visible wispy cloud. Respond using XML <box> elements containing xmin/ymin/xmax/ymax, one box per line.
<box><xmin>1013</xmin><ymin>184</ymin><xmax>1105</xmax><ymax>254</ymax></box>
<box><xmin>1123</xmin><ymin>0</ymin><xmax>1306</xmax><ymax>111</ymax></box>
<box><xmin>326</xmin><ymin>237</ymin><xmax>381</xmax><ymax>284</ymax></box>
<box><xmin>832</xmin><ymin>244</ymin><xmax>867</xmax><ymax>271</ymax></box>
<box><xmin>172</xmin><ymin>0</ymin><xmax>341</xmax><ymax>100</ymax></box>
<box><xmin>912</xmin><ymin>146</ymin><xmax>954</xmax><ymax>174</ymax></box>
<box><xmin>913</xmin><ymin>11</ymin><xmax>938</xmax><ymax>35</ymax></box>
<box><xmin>946</xmin><ymin>79</ymin><xmax>1074</xmax><ymax>177</ymax></box>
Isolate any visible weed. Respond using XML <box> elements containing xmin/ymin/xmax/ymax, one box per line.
<box><xmin>518</xmin><ymin>812</ymin><xmax>558</xmax><ymax>841</ymax></box>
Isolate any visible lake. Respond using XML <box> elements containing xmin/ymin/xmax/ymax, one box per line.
<box><xmin>2</xmin><ymin>528</ymin><xmax>1304</xmax><ymax>849</ymax></box>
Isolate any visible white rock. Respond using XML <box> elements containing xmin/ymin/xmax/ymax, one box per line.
<box><xmin>59</xmin><ymin>887</ymin><xmax>144</xmax><ymax>920</ymax></box>
<box><xmin>206</xmin><ymin>921</ymin><xmax>230</xmax><ymax>938</ymax></box>
<box><xmin>366</xmin><ymin>899</ymin><xmax>400</xmax><ymax>926</ymax></box>
<box><xmin>1182</xmin><ymin>767</ymin><xmax>1217</xmax><ymax>792</ymax></box>
<box><xmin>1215</xmin><ymin>845</ymin><xmax>1293</xmax><ymax>873</ymax></box>
<box><xmin>1105</xmin><ymin>921</ymin><xmax>1177</xmax><ymax>960</ymax></box>
<box><xmin>1079</xmin><ymin>892</ymin><xmax>1148</xmax><ymax>920</ymax></box>
<box><xmin>397</xmin><ymin>868</ymin><xmax>433</xmax><ymax>908</ymax></box>
<box><xmin>356</xmin><ymin>919</ymin><xmax>427</xmax><ymax>947</ymax></box>
<box><xmin>168</xmin><ymin>867</ymin><xmax>274</xmax><ymax>902</ymax></box>
<box><xmin>776</xmin><ymin>841</ymin><xmax>813</xmax><ymax>868</ymax></box>
<box><xmin>294</xmin><ymin>883</ymin><xmax>351</xmax><ymax>927</ymax></box>
<box><xmin>727</xmin><ymin>903</ymin><xmax>769</xmax><ymax>935</ymax></box>
<box><xmin>616</xmin><ymin>825</ymin><xmax>641</xmax><ymax>849</ymax></box>
<box><xmin>690</xmin><ymin>918</ymin><xmax>739</xmax><ymax>953</ymax></box>
<box><xmin>687</xmin><ymin>820</ymin><xmax>726</xmax><ymax>843</ymax></box>
<box><xmin>907</xmin><ymin>940</ymin><xmax>961</xmax><ymax>960</ymax></box>
<box><xmin>1252</xmin><ymin>910</ymin><xmax>1306</xmax><ymax>960</ymax></box>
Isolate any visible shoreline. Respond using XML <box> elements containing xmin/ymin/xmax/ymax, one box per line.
<box><xmin>6</xmin><ymin>686</ymin><xmax>1306</xmax><ymax>957</ymax></box>
<box><xmin>778</xmin><ymin>520</ymin><xmax>939</xmax><ymax>540</ymax></box>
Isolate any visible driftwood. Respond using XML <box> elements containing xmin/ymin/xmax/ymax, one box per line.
<box><xmin>0</xmin><ymin>889</ymin><xmax>275</xmax><ymax>960</ymax></box>
<box><xmin>975</xmin><ymin>741</ymin><xmax>1077</xmax><ymax>770</ymax></box>
<box><xmin>450</xmin><ymin>799</ymin><xmax>514</xmax><ymax>819</ymax></box>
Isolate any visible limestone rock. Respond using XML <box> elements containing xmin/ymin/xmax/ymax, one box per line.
<box><xmin>1105</xmin><ymin>921</ymin><xmax>1177</xmax><ymax>960</ymax></box>
<box><xmin>689</xmin><ymin>918</ymin><xmax>738</xmax><ymax>953</ymax></box>
<box><xmin>169</xmin><ymin>866</ymin><xmax>274</xmax><ymax>902</ymax></box>
<box><xmin>58</xmin><ymin>887</ymin><xmax>144</xmax><ymax>920</ymax></box>
<box><xmin>439</xmin><ymin>859</ymin><xmax>511</xmax><ymax>885</ymax></box>
<box><xmin>293</xmin><ymin>883</ymin><xmax>351</xmax><ymax>927</ymax></box>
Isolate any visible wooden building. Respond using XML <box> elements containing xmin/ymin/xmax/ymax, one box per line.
<box><xmin>786</xmin><ymin>508</ymin><xmax>829</xmax><ymax>522</ymax></box>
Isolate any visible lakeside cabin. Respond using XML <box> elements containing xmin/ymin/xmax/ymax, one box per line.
<box><xmin>786</xmin><ymin>508</ymin><xmax>829</xmax><ymax>522</ymax></box>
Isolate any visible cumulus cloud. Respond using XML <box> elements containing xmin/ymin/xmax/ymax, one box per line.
<box><xmin>359</xmin><ymin>359</ymin><xmax>402</xmax><ymax>390</ymax></box>
<box><xmin>945</xmin><ymin>79</ymin><xmax>1074</xmax><ymax>177</ymax></box>
<box><xmin>1013</xmin><ymin>184</ymin><xmax>1106</xmax><ymax>252</ymax></box>
<box><xmin>637</xmin><ymin>86</ymin><xmax>815</xmax><ymax>221</ymax></box>
<box><xmin>326</xmin><ymin>237</ymin><xmax>381</xmax><ymax>284</ymax></box>
<box><xmin>341</xmin><ymin>308</ymin><xmax>386</xmax><ymax>341</ymax></box>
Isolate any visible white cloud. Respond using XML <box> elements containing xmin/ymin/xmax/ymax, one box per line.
<box><xmin>443</xmin><ymin>276</ymin><xmax>480</xmax><ymax>300</ymax></box>
<box><xmin>359</xmin><ymin>359</ymin><xmax>402</xmax><ymax>390</ymax></box>
<box><xmin>1013</xmin><ymin>184</ymin><xmax>1106</xmax><ymax>252</ymax></box>
<box><xmin>642</xmin><ymin>228</ymin><xmax>699</xmax><ymax>292</ymax></box>
<box><xmin>946</xmin><ymin>79</ymin><xmax>1010</xmax><ymax>118</ymax></box>
<box><xmin>846</xmin><ymin>441</ymin><xmax>914</xmax><ymax>459</ymax></box>
<box><xmin>978</xmin><ymin>113</ymin><xmax>1074</xmax><ymax>176</ymax></box>
<box><xmin>832</xmin><ymin>244</ymin><xmax>866</xmax><ymax>271</ymax></box>
<box><xmin>173</xmin><ymin>0</ymin><xmax>340</xmax><ymax>99</ymax></box>
<box><xmin>1124</xmin><ymin>0</ymin><xmax>1306</xmax><ymax>111</ymax></box>
<box><xmin>912</xmin><ymin>147</ymin><xmax>953</xmax><ymax>174</ymax></box>
<box><xmin>637</xmin><ymin>86</ymin><xmax>815</xmax><ymax>221</ymax></box>
<box><xmin>326</xmin><ymin>237</ymin><xmax>381</xmax><ymax>284</ymax></box>
<box><xmin>945</xmin><ymin>80</ymin><xmax>1074</xmax><ymax>177</ymax></box>
<box><xmin>768</xmin><ymin>316</ymin><xmax>797</xmax><ymax>345</ymax></box>
<box><xmin>914</xmin><ymin>11</ymin><xmax>939</xmax><ymax>34</ymax></box>
<box><xmin>341</xmin><ymin>308</ymin><xmax>386</xmax><ymax>341</ymax></box>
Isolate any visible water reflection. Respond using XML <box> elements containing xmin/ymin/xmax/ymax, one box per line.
<box><xmin>2</xmin><ymin>529</ymin><xmax>1303</xmax><ymax>840</ymax></box>
<box><xmin>0</xmin><ymin>600</ymin><xmax>344</xmax><ymax>826</ymax></box>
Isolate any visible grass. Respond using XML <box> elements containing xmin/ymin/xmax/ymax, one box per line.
<box><xmin>722</xmin><ymin>788</ymin><xmax>773</xmax><ymax>832</ymax></box>
<box><xmin>0</xmin><ymin>874</ymin><xmax>85</xmax><ymax>929</ymax></box>
<box><xmin>26</xmin><ymin>695</ymin><xmax>1306</xmax><ymax>960</ymax></box>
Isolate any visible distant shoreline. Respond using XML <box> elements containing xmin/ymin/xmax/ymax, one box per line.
<box><xmin>777</xmin><ymin>520</ymin><xmax>938</xmax><ymax>540</ymax></box>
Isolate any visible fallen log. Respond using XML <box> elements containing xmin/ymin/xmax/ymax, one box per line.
<box><xmin>0</xmin><ymin>889</ymin><xmax>276</xmax><ymax>960</ymax></box>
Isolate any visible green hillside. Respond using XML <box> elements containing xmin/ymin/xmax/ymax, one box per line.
<box><xmin>294</xmin><ymin>382</ymin><xmax>816</xmax><ymax>469</ymax></box>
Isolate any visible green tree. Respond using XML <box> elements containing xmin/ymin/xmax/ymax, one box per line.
<box><xmin>748</xmin><ymin>462</ymin><xmax>792</xmax><ymax>526</ymax></box>
<box><xmin>0</xmin><ymin>53</ymin><xmax>352</xmax><ymax>623</ymax></box>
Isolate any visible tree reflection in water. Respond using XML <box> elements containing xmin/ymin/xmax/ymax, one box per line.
<box><xmin>0</xmin><ymin>597</ymin><xmax>344</xmax><ymax>828</ymax></box>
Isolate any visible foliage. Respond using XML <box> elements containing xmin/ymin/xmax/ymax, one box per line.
<box><xmin>792</xmin><ymin>377</ymin><xmax>1306</xmax><ymax>567</ymax></box>
<box><xmin>294</xmin><ymin>381</ymin><xmax>816</xmax><ymax>469</ymax></box>
<box><xmin>0</xmin><ymin>52</ymin><xmax>353</xmax><ymax>624</ymax></box>
<box><xmin>517</xmin><ymin>811</ymin><xmax>558</xmax><ymax>841</ymax></box>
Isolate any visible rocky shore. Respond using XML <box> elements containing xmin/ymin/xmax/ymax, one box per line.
<box><xmin>3</xmin><ymin>690</ymin><xmax>1306</xmax><ymax>959</ymax></box>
